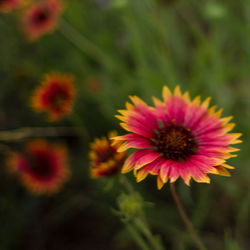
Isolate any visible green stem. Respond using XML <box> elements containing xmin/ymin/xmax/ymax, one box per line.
<box><xmin>170</xmin><ymin>183</ymin><xmax>206</xmax><ymax>250</ymax></box>
<box><xmin>0</xmin><ymin>127</ymin><xmax>82</xmax><ymax>142</ymax></box>
<box><xmin>58</xmin><ymin>18</ymin><xmax>114</xmax><ymax>70</ymax></box>
<box><xmin>119</xmin><ymin>174</ymin><xmax>135</xmax><ymax>193</ymax></box>
<box><xmin>134</xmin><ymin>216</ymin><xmax>165</xmax><ymax>250</ymax></box>
<box><xmin>126</xmin><ymin>223</ymin><xmax>151</xmax><ymax>250</ymax></box>
<box><xmin>119</xmin><ymin>175</ymin><xmax>165</xmax><ymax>250</ymax></box>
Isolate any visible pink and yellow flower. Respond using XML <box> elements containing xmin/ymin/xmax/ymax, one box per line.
<box><xmin>112</xmin><ymin>86</ymin><xmax>242</xmax><ymax>189</ymax></box>
<box><xmin>22</xmin><ymin>0</ymin><xmax>63</xmax><ymax>40</ymax></box>
<box><xmin>31</xmin><ymin>72</ymin><xmax>75</xmax><ymax>121</ymax></box>
<box><xmin>89</xmin><ymin>131</ymin><xmax>126</xmax><ymax>178</ymax></box>
<box><xmin>7</xmin><ymin>139</ymin><xmax>70</xmax><ymax>195</ymax></box>
<box><xmin>0</xmin><ymin>0</ymin><xmax>24</xmax><ymax>12</ymax></box>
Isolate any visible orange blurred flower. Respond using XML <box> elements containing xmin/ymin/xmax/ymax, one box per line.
<box><xmin>31</xmin><ymin>72</ymin><xmax>75</xmax><ymax>121</ymax></box>
<box><xmin>89</xmin><ymin>131</ymin><xmax>126</xmax><ymax>178</ymax></box>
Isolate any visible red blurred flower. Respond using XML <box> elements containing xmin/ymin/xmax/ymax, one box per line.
<box><xmin>22</xmin><ymin>0</ymin><xmax>63</xmax><ymax>40</ymax></box>
<box><xmin>89</xmin><ymin>131</ymin><xmax>126</xmax><ymax>178</ymax></box>
<box><xmin>31</xmin><ymin>72</ymin><xmax>75</xmax><ymax>121</ymax></box>
<box><xmin>7</xmin><ymin>139</ymin><xmax>70</xmax><ymax>195</ymax></box>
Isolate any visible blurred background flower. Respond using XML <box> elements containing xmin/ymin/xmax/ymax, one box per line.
<box><xmin>89</xmin><ymin>131</ymin><xmax>126</xmax><ymax>178</ymax></box>
<box><xmin>21</xmin><ymin>0</ymin><xmax>64</xmax><ymax>40</ymax></box>
<box><xmin>31</xmin><ymin>72</ymin><xmax>75</xmax><ymax>121</ymax></box>
<box><xmin>6</xmin><ymin>139</ymin><xmax>70</xmax><ymax>195</ymax></box>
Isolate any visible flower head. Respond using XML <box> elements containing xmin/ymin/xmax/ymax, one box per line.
<box><xmin>31</xmin><ymin>72</ymin><xmax>75</xmax><ymax>121</ymax></box>
<box><xmin>89</xmin><ymin>131</ymin><xmax>126</xmax><ymax>178</ymax></box>
<box><xmin>0</xmin><ymin>0</ymin><xmax>24</xmax><ymax>12</ymax></box>
<box><xmin>22</xmin><ymin>0</ymin><xmax>63</xmax><ymax>40</ymax></box>
<box><xmin>113</xmin><ymin>86</ymin><xmax>242</xmax><ymax>189</ymax></box>
<box><xmin>7</xmin><ymin>139</ymin><xmax>70</xmax><ymax>195</ymax></box>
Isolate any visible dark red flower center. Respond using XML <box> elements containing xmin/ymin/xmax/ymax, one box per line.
<box><xmin>33</xmin><ymin>9</ymin><xmax>50</xmax><ymax>25</ymax></box>
<box><xmin>50</xmin><ymin>92</ymin><xmax>67</xmax><ymax>109</ymax></box>
<box><xmin>29</xmin><ymin>152</ymin><xmax>55</xmax><ymax>179</ymax></box>
<box><xmin>96</xmin><ymin>147</ymin><xmax>115</xmax><ymax>165</ymax></box>
<box><xmin>43</xmin><ymin>83</ymin><xmax>69</xmax><ymax>110</ymax></box>
<box><xmin>93</xmin><ymin>146</ymin><xmax>121</xmax><ymax>176</ymax></box>
<box><xmin>153</xmin><ymin>125</ymin><xmax>197</xmax><ymax>161</ymax></box>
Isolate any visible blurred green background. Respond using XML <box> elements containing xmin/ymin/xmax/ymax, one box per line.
<box><xmin>0</xmin><ymin>0</ymin><xmax>249</xmax><ymax>249</ymax></box>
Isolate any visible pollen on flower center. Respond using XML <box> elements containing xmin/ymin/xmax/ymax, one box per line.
<box><xmin>153</xmin><ymin>125</ymin><xmax>197</xmax><ymax>161</ymax></box>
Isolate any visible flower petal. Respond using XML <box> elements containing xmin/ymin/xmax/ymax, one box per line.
<box><xmin>121</xmin><ymin>149</ymin><xmax>160</xmax><ymax>174</ymax></box>
<box><xmin>112</xmin><ymin>134</ymin><xmax>152</xmax><ymax>152</ymax></box>
<box><xmin>135</xmin><ymin>157</ymin><xmax>167</xmax><ymax>183</ymax></box>
<box><xmin>208</xmin><ymin>165</ymin><xmax>231</xmax><ymax>176</ymax></box>
<box><xmin>157</xmin><ymin>176</ymin><xmax>165</xmax><ymax>190</ymax></box>
<box><xmin>117</xmin><ymin>101</ymin><xmax>158</xmax><ymax>138</ymax></box>
<box><xmin>165</xmin><ymin>96</ymin><xmax>189</xmax><ymax>124</ymax></box>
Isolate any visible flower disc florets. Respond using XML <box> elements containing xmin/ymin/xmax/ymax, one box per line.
<box><xmin>153</xmin><ymin>125</ymin><xmax>197</xmax><ymax>161</ymax></box>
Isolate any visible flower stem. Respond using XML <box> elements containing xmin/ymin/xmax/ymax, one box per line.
<box><xmin>134</xmin><ymin>216</ymin><xmax>165</xmax><ymax>250</ymax></box>
<box><xmin>0</xmin><ymin>127</ymin><xmax>83</xmax><ymax>141</ymax></box>
<box><xmin>119</xmin><ymin>174</ymin><xmax>135</xmax><ymax>193</ymax></box>
<box><xmin>58</xmin><ymin>18</ymin><xmax>114</xmax><ymax>70</ymax></box>
<box><xmin>119</xmin><ymin>175</ymin><xmax>165</xmax><ymax>250</ymax></box>
<box><xmin>170</xmin><ymin>183</ymin><xmax>206</xmax><ymax>250</ymax></box>
<box><xmin>126</xmin><ymin>223</ymin><xmax>151</xmax><ymax>250</ymax></box>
